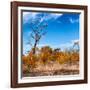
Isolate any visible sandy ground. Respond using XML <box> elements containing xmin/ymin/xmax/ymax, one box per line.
<box><xmin>23</xmin><ymin>61</ymin><xmax>79</xmax><ymax>77</ymax></box>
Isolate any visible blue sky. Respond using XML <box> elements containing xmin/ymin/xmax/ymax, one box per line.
<box><xmin>22</xmin><ymin>11</ymin><xmax>80</xmax><ymax>55</ymax></box>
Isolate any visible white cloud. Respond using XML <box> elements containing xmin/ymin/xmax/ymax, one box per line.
<box><xmin>69</xmin><ymin>18</ymin><xmax>79</xmax><ymax>24</ymax></box>
<box><xmin>59</xmin><ymin>39</ymin><xmax>79</xmax><ymax>50</ymax></box>
<box><xmin>50</xmin><ymin>13</ymin><xmax>63</xmax><ymax>20</ymax></box>
<box><xmin>23</xmin><ymin>12</ymin><xmax>39</xmax><ymax>24</ymax></box>
<box><xmin>23</xmin><ymin>12</ymin><xmax>63</xmax><ymax>24</ymax></box>
<box><xmin>71</xmin><ymin>39</ymin><xmax>79</xmax><ymax>46</ymax></box>
<box><xmin>43</xmin><ymin>13</ymin><xmax>63</xmax><ymax>21</ymax></box>
<box><xmin>59</xmin><ymin>42</ymin><xmax>73</xmax><ymax>50</ymax></box>
<box><xmin>71</xmin><ymin>39</ymin><xmax>79</xmax><ymax>43</ymax></box>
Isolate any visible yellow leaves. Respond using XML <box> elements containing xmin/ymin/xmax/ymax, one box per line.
<box><xmin>56</xmin><ymin>52</ymin><xmax>67</xmax><ymax>64</ymax></box>
<box><xmin>39</xmin><ymin>52</ymin><xmax>50</xmax><ymax>64</ymax></box>
<box><xmin>71</xmin><ymin>53</ymin><xmax>79</xmax><ymax>62</ymax></box>
<box><xmin>52</xmin><ymin>52</ymin><xmax>79</xmax><ymax>64</ymax></box>
<box><xmin>22</xmin><ymin>55</ymin><xmax>29</xmax><ymax>65</ymax></box>
<box><xmin>22</xmin><ymin>54</ymin><xmax>38</xmax><ymax>73</ymax></box>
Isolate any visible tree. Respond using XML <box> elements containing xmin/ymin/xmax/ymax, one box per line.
<box><xmin>29</xmin><ymin>17</ymin><xmax>48</xmax><ymax>54</ymax></box>
<box><xmin>73</xmin><ymin>41</ymin><xmax>79</xmax><ymax>52</ymax></box>
<box><xmin>40</xmin><ymin>46</ymin><xmax>53</xmax><ymax>64</ymax></box>
<box><xmin>53</xmin><ymin>48</ymin><xmax>61</xmax><ymax>53</ymax></box>
<box><xmin>40</xmin><ymin>46</ymin><xmax>52</xmax><ymax>54</ymax></box>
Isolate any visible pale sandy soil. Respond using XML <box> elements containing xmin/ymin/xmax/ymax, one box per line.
<box><xmin>23</xmin><ymin>61</ymin><xmax>79</xmax><ymax>77</ymax></box>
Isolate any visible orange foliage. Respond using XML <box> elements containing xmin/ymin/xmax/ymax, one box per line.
<box><xmin>71</xmin><ymin>53</ymin><xmax>79</xmax><ymax>62</ymax></box>
<box><xmin>22</xmin><ymin>46</ymin><xmax>79</xmax><ymax>73</ymax></box>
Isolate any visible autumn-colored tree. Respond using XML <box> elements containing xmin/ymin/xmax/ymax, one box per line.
<box><xmin>71</xmin><ymin>52</ymin><xmax>79</xmax><ymax>62</ymax></box>
<box><xmin>39</xmin><ymin>46</ymin><xmax>52</xmax><ymax>64</ymax></box>
<box><xmin>22</xmin><ymin>55</ymin><xmax>29</xmax><ymax>65</ymax></box>
<box><xmin>22</xmin><ymin>55</ymin><xmax>30</xmax><ymax>73</ymax></box>
<box><xmin>40</xmin><ymin>46</ymin><xmax>52</xmax><ymax>54</ymax></box>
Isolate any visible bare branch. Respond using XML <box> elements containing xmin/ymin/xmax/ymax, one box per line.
<box><xmin>29</xmin><ymin>16</ymin><xmax>48</xmax><ymax>54</ymax></box>
<box><xmin>30</xmin><ymin>33</ymin><xmax>35</xmax><ymax>39</ymax></box>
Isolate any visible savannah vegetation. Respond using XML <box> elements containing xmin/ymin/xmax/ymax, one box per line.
<box><xmin>22</xmin><ymin>15</ymin><xmax>79</xmax><ymax>77</ymax></box>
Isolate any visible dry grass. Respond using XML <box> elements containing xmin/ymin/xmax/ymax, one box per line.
<box><xmin>22</xmin><ymin>47</ymin><xmax>79</xmax><ymax>77</ymax></box>
<box><xmin>23</xmin><ymin>61</ymin><xmax>79</xmax><ymax>77</ymax></box>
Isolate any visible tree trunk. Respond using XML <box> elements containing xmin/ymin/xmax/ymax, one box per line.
<box><xmin>33</xmin><ymin>40</ymin><xmax>38</xmax><ymax>54</ymax></box>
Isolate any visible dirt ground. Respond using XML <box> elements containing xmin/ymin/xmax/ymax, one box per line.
<box><xmin>23</xmin><ymin>61</ymin><xmax>79</xmax><ymax>77</ymax></box>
